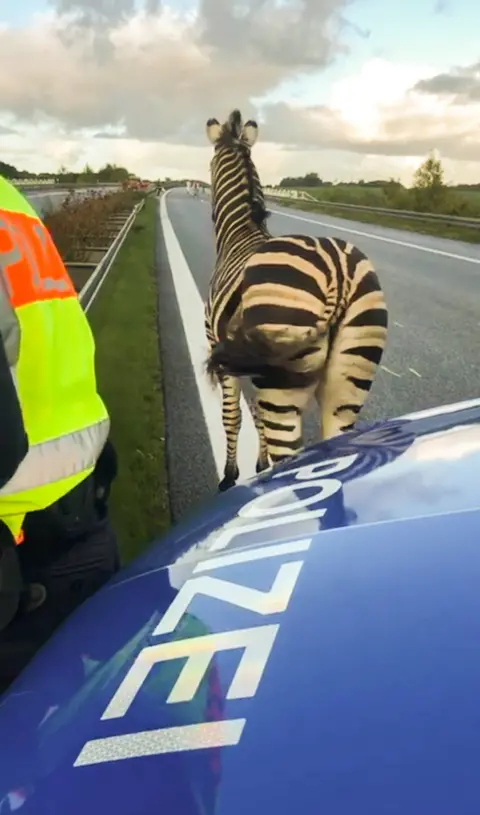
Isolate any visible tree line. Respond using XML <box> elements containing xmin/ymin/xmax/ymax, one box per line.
<box><xmin>0</xmin><ymin>160</ymin><xmax>136</xmax><ymax>183</ymax></box>
<box><xmin>280</xmin><ymin>172</ymin><xmax>406</xmax><ymax>189</ymax></box>
<box><xmin>279</xmin><ymin>155</ymin><xmax>480</xmax><ymax>195</ymax></box>
<box><xmin>279</xmin><ymin>154</ymin><xmax>480</xmax><ymax>215</ymax></box>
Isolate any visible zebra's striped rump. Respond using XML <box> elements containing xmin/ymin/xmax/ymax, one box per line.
<box><xmin>207</xmin><ymin>232</ymin><xmax>388</xmax><ymax>465</ymax></box>
<box><xmin>206</xmin><ymin>329</ymin><xmax>322</xmax><ymax>388</ymax></box>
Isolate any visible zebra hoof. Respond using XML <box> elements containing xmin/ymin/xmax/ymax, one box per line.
<box><xmin>218</xmin><ymin>478</ymin><xmax>234</xmax><ymax>492</ymax></box>
<box><xmin>218</xmin><ymin>466</ymin><xmax>239</xmax><ymax>492</ymax></box>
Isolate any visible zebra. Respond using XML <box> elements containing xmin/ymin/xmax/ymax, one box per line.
<box><xmin>206</xmin><ymin>119</ymin><xmax>388</xmax><ymax>490</ymax></box>
<box><xmin>204</xmin><ymin>109</ymin><xmax>272</xmax><ymax>492</ymax></box>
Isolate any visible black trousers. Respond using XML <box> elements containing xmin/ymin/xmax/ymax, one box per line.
<box><xmin>0</xmin><ymin>516</ymin><xmax>120</xmax><ymax>694</ymax></box>
<box><xmin>0</xmin><ymin>441</ymin><xmax>121</xmax><ymax>694</ymax></box>
<box><xmin>0</xmin><ymin>523</ymin><xmax>22</xmax><ymax>632</ymax></box>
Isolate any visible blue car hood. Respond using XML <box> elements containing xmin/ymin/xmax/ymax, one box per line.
<box><xmin>1</xmin><ymin>398</ymin><xmax>480</xmax><ymax>814</ymax></box>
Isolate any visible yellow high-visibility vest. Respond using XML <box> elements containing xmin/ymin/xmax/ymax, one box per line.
<box><xmin>0</xmin><ymin>177</ymin><xmax>110</xmax><ymax>538</ymax></box>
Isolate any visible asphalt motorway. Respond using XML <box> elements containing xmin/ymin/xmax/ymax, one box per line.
<box><xmin>26</xmin><ymin>190</ymin><xmax>71</xmax><ymax>218</ymax></box>
<box><xmin>159</xmin><ymin>187</ymin><xmax>480</xmax><ymax>520</ymax></box>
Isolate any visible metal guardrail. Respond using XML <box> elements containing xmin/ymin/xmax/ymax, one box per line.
<box><xmin>264</xmin><ymin>187</ymin><xmax>317</xmax><ymax>202</ymax></box>
<box><xmin>11</xmin><ymin>178</ymin><xmax>64</xmax><ymax>188</ymax></box>
<box><xmin>18</xmin><ymin>182</ymin><xmax>123</xmax><ymax>194</ymax></box>
<box><xmin>264</xmin><ymin>188</ymin><xmax>480</xmax><ymax>228</ymax></box>
<box><xmin>78</xmin><ymin>199</ymin><xmax>145</xmax><ymax>313</ymax></box>
<box><xmin>12</xmin><ymin>179</ymin><xmax>123</xmax><ymax>189</ymax></box>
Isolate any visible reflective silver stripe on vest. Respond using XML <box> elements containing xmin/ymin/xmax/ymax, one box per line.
<box><xmin>0</xmin><ymin>418</ymin><xmax>110</xmax><ymax>496</ymax></box>
<box><xmin>0</xmin><ymin>260</ymin><xmax>20</xmax><ymax>366</ymax></box>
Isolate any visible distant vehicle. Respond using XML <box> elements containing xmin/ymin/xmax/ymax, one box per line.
<box><xmin>0</xmin><ymin>397</ymin><xmax>479</xmax><ymax>813</ymax></box>
<box><xmin>186</xmin><ymin>181</ymin><xmax>201</xmax><ymax>197</ymax></box>
<box><xmin>122</xmin><ymin>179</ymin><xmax>150</xmax><ymax>191</ymax></box>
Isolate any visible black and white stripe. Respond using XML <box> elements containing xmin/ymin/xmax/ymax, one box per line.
<box><xmin>208</xmin><ymin>226</ymin><xmax>388</xmax><ymax>475</ymax></box>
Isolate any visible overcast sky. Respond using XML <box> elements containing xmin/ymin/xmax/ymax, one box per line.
<box><xmin>0</xmin><ymin>0</ymin><xmax>479</xmax><ymax>183</ymax></box>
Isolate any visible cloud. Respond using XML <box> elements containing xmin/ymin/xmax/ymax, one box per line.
<box><xmin>1</xmin><ymin>3</ymin><xmax>479</xmax><ymax>182</ymax></box>
<box><xmin>261</xmin><ymin>59</ymin><xmax>480</xmax><ymax>162</ymax></box>
<box><xmin>196</xmin><ymin>0</ymin><xmax>354</xmax><ymax>68</ymax></box>
<box><xmin>414</xmin><ymin>61</ymin><xmax>480</xmax><ymax>103</ymax></box>
<box><xmin>0</xmin><ymin>0</ymin><xmax>353</xmax><ymax>145</ymax></box>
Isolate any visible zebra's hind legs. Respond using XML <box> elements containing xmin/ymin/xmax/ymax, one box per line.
<box><xmin>256</xmin><ymin>457</ymin><xmax>269</xmax><ymax>474</ymax></box>
<box><xmin>218</xmin><ymin>464</ymin><xmax>239</xmax><ymax>492</ymax></box>
<box><xmin>218</xmin><ymin>457</ymin><xmax>268</xmax><ymax>492</ymax></box>
<box><xmin>254</xmin><ymin>400</ymin><xmax>270</xmax><ymax>475</ymax></box>
<box><xmin>218</xmin><ymin>375</ymin><xmax>242</xmax><ymax>492</ymax></box>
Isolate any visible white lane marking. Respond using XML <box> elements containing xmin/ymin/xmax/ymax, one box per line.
<box><xmin>160</xmin><ymin>191</ymin><xmax>258</xmax><ymax>481</ymax></box>
<box><xmin>381</xmin><ymin>365</ymin><xmax>402</xmax><ymax>378</ymax></box>
<box><xmin>400</xmin><ymin>396</ymin><xmax>480</xmax><ymax>420</ymax></box>
<box><xmin>269</xmin><ymin>207</ymin><xmax>480</xmax><ymax>265</ymax></box>
<box><xmin>409</xmin><ymin>367</ymin><xmax>422</xmax><ymax>378</ymax></box>
<box><xmin>394</xmin><ymin>321</ymin><xmax>404</xmax><ymax>328</ymax></box>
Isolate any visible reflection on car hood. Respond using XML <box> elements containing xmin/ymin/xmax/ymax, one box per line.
<box><xmin>1</xmin><ymin>397</ymin><xmax>480</xmax><ymax>814</ymax></box>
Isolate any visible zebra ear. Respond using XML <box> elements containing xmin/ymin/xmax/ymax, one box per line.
<box><xmin>241</xmin><ymin>119</ymin><xmax>258</xmax><ymax>147</ymax></box>
<box><xmin>206</xmin><ymin>118</ymin><xmax>221</xmax><ymax>144</ymax></box>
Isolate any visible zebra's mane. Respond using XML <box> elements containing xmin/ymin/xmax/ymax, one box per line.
<box><xmin>241</xmin><ymin>148</ymin><xmax>270</xmax><ymax>227</ymax></box>
<box><xmin>214</xmin><ymin>113</ymin><xmax>270</xmax><ymax>228</ymax></box>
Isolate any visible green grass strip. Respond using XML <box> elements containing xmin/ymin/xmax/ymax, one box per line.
<box><xmin>88</xmin><ymin>197</ymin><xmax>170</xmax><ymax>563</ymax></box>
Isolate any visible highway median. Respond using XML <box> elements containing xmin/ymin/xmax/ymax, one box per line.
<box><xmin>45</xmin><ymin>192</ymin><xmax>170</xmax><ymax>562</ymax></box>
<box><xmin>44</xmin><ymin>188</ymin><xmax>142</xmax><ymax>293</ymax></box>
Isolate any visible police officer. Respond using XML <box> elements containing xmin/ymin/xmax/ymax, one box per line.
<box><xmin>0</xmin><ymin>334</ymin><xmax>30</xmax><ymax>629</ymax></box>
<box><xmin>0</xmin><ymin>175</ymin><xmax>114</xmax><ymax>634</ymax></box>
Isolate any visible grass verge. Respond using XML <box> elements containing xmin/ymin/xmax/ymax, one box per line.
<box><xmin>270</xmin><ymin>198</ymin><xmax>480</xmax><ymax>244</ymax></box>
<box><xmin>88</xmin><ymin>197</ymin><xmax>170</xmax><ymax>563</ymax></box>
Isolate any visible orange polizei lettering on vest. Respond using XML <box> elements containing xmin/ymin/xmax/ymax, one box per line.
<box><xmin>0</xmin><ymin>210</ymin><xmax>76</xmax><ymax>309</ymax></box>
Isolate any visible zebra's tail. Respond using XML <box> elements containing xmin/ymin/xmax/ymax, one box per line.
<box><xmin>206</xmin><ymin>322</ymin><xmax>323</xmax><ymax>381</ymax></box>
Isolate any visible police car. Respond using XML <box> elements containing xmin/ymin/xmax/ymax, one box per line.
<box><xmin>0</xmin><ymin>396</ymin><xmax>479</xmax><ymax>814</ymax></box>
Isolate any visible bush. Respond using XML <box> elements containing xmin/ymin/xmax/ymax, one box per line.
<box><xmin>43</xmin><ymin>189</ymin><xmax>141</xmax><ymax>262</ymax></box>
